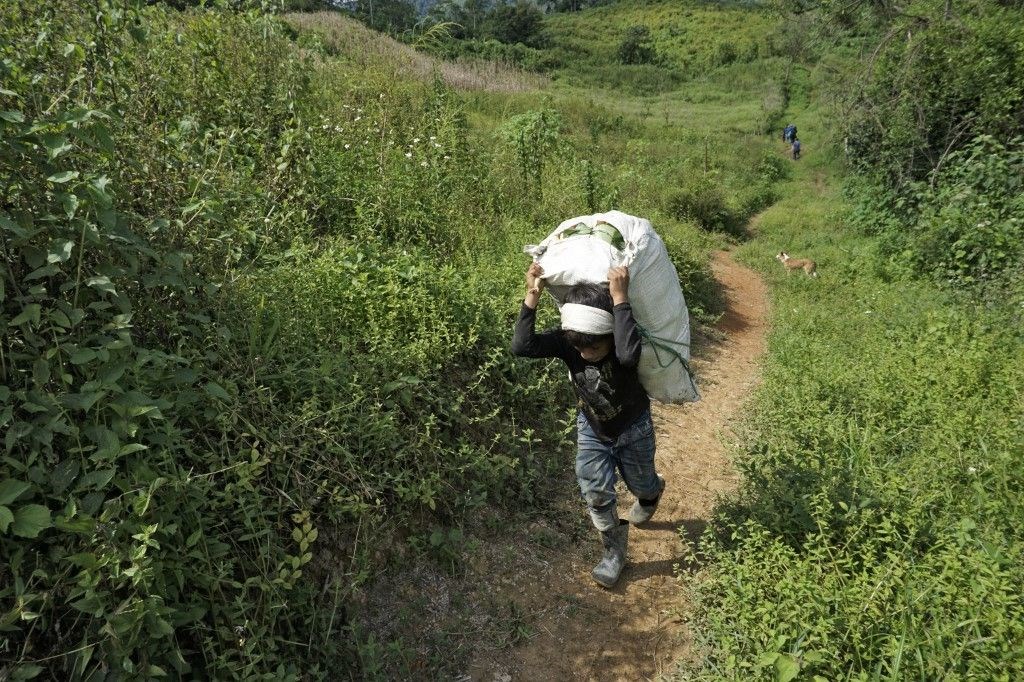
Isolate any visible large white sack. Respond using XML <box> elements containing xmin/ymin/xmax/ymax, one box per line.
<box><xmin>524</xmin><ymin>210</ymin><xmax>700</xmax><ymax>404</ymax></box>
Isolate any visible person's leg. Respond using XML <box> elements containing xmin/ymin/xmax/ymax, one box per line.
<box><xmin>575</xmin><ymin>411</ymin><xmax>618</xmax><ymax>532</ymax></box>
<box><xmin>576</xmin><ymin>412</ymin><xmax>630</xmax><ymax>588</ymax></box>
<box><xmin>614</xmin><ymin>410</ymin><xmax>665</xmax><ymax>524</ymax></box>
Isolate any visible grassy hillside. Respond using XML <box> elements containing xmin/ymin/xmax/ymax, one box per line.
<box><xmin>679</xmin><ymin>62</ymin><xmax>1024</xmax><ymax>681</ymax></box>
<box><xmin>7</xmin><ymin>0</ymin><xmax>1019</xmax><ymax>678</ymax></box>
<box><xmin>0</xmin><ymin>3</ymin><xmax>780</xmax><ymax>678</ymax></box>
<box><xmin>543</xmin><ymin>0</ymin><xmax>781</xmax><ymax>92</ymax></box>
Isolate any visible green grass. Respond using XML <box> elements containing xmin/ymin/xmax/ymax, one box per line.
<box><xmin>543</xmin><ymin>0</ymin><xmax>778</xmax><ymax>77</ymax></box>
<box><xmin>1</xmin><ymin>2</ymin><xmax>787</xmax><ymax>677</ymax></box>
<box><xmin>679</xmin><ymin>69</ymin><xmax>1024</xmax><ymax>680</ymax></box>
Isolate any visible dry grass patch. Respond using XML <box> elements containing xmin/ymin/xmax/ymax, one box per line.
<box><xmin>285</xmin><ymin>12</ymin><xmax>547</xmax><ymax>93</ymax></box>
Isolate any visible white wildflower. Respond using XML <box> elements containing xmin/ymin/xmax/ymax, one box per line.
<box><xmin>968</xmin><ymin>466</ymin><xmax>977</xmax><ymax>474</ymax></box>
<box><xmin>413</xmin><ymin>138</ymin><xmax>420</xmax><ymax>143</ymax></box>
<box><xmin>344</xmin><ymin>144</ymin><xmax>351</xmax><ymax>149</ymax></box>
<box><xmin>420</xmin><ymin>161</ymin><xmax>427</xmax><ymax>167</ymax></box>
<box><xmin>405</xmin><ymin>152</ymin><xmax>412</xmax><ymax>158</ymax></box>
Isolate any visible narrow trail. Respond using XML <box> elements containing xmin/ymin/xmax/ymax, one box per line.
<box><xmin>469</xmin><ymin>249</ymin><xmax>770</xmax><ymax>681</ymax></box>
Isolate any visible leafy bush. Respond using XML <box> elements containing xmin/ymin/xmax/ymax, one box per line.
<box><xmin>487</xmin><ymin>0</ymin><xmax>545</xmax><ymax>47</ymax></box>
<box><xmin>691</xmin><ymin>279</ymin><xmax>1024</xmax><ymax>679</ymax></box>
<box><xmin>0</xmin><ymin>4</ymin><xmax>573</xmax><ymax>677</ymax></box>
<box><xmin>617</xmin><ymin>25</ymin><xmax>657</xmax><ymax>65</ymax></box>
<box><xmin>665</xmin><ymin>177</ymin><xmax>734</xmax><ymax>233</ymax></box>
<box><xmin>683</xmin><ymin>147</ymin><xmax>1024</xmax><ymax>680</ymax></box>
<box><xmin>844</xmin><ymin>5</ymin><xmax>1024</xmax><ymax>190</ymax></box>
<box><xmin>851</xmin><ymin>136</ymin><xmax>1024</xmax><ymax>296</ymax></box>
<box><xmin>905</xmin><ymin>136</ymin><xmax>1024</xmax><ymax>288</ymax></box>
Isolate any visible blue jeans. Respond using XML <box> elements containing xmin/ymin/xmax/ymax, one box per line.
<box><xmin>576</xmin><ymin>409</ymin><xmax>659</xmax><ymax>531</ymax></box>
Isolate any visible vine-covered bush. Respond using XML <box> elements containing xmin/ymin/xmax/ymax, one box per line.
<box><xmin>0</xmin><ymin>3</ymin><xmax>571</xmax><ymax>677</ymax></box>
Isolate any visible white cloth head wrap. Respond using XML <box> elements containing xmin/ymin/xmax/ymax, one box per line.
<box><xmin>560</xmin><ymin>303</ymin><xmax>614</xmax><ymax>335</ymax></box>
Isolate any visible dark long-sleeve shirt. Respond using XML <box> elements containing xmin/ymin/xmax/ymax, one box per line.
<box><xmin>511</xmin><ymin>302</ymin><xmax>649</xmax><ymax>441</ymax></box>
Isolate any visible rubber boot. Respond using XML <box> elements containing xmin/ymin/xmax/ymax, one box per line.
<box><xmin>628</xmin><ymin>475</ymin><xmax>665</xmax><ymax>525</ymax></box>
<box><xmin>591</xmin><ymin>520</ymin><xmax>629</xmax><ymax>588</ymax></box>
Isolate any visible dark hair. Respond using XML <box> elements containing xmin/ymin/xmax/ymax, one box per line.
<box><xmin>562</xmin><ymin>283</ymin><xmax>613</xmax><ymax>348</ymax></box>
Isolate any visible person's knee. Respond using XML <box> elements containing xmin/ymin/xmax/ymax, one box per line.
<box><xmin>586</xmin><ymin>493</ymin><xmax>618</xmax><ymax>531</ymax></box>
<box><xmin>584</xmin><ymin>488</ymin><xmax>615</xmax><ymax>513</ymax></box>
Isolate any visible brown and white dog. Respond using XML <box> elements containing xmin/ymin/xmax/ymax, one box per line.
<box><xmin>775</xmin><ymin>251</ymin><xmax>818</xmax><ymax>277</ymax></box>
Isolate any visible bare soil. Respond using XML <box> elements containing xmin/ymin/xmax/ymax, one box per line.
<box><xmin>464</xmin><ymin>249</ymin><xmax>771</xmax><ymax>681</ymax></box>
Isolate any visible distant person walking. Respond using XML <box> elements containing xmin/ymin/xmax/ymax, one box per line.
<box><xmin>792</xmin><ymin>137</ymin><xmax>801</xmax><ymax>160</ymax></box>
<box><xmin>782</xmin><ymin>123</ymin><xmax>796</xmax><ymax>143</ymax></box>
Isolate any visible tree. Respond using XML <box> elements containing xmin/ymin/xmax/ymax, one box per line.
<box><xmin>617</xmin><ymin>25</ymin><xmax>656</xmax><ymax>65</ymax></box>
<box><xmin>352</xmin><ymin>0</ymin><xmax>418</xmax><ymax>33</ymax></box>
<box><xmin>487</xmin><ymin>0</ymin><xmax>543</xmax><ymax>45</ymax></box>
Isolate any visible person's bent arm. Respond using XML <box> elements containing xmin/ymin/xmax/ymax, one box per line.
<box><xmin>511</xmin><ymin>263</ymin><xmax>565</xmax><ymax>358</ymax></box>
<box><xmin>608</xmin><ymin>266</ymin><xmax>642</xmax><ymax>367</ymax></box>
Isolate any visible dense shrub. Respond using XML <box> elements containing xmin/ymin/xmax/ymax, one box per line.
<box><xmin>665</xmin><ymin>178</ymin><xmax>730</xmax><ymax>232</ymax></box>
<box><xmin>850</xmin><ymin>136</ymin><xmax>1024</xmax><ymax>296</ymax></box>
<box><xmin>0</xmin><ymin>4</ymin><xmax>572</xmax><ymax>677</ymax></box>
<box><xmin>617</xmin><ymin>25</ymin><xmax>658</xmax><ymax>65</ymax></box>
<box><xmin>844</xmin><ymin>4</ymin><xmax>1024</xmax><ymax>190</ymax></box>
<box><xmin>690</xmin><ymin>271</ymin><xmax>1024</xmax><ymax>679</ymax></box>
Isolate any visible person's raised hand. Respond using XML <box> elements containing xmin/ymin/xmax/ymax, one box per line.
<box><xmin>607</xmin><ymin>266</ymin><xmax>629</xmax><ymax>305</ymax></box>
<box><xmin>525</xmin><ymin>262</ymin><xmax>545</xmax><ymax>308</ymax></box>
<box><xmin>526</xmin><ymin>262</ymin><xmax>545</xmax><ymax>294</ymax></box>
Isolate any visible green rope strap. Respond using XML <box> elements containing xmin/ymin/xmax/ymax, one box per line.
<box><xmin>635</xmin><ymin>323</ymin><xmax>700</xmax><ymax>395</ymax></box>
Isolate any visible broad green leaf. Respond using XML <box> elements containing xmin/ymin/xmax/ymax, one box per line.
<box><xmin>0</xmin><ymin>111</ymin><xmax>25</xmax><ymax>123</ymax></box>
<box><xmin>69</xmin><ymin>348</ymin><xmax>97</xmax><ymax>365</ymax></box>
<box><xmin>93</xmin><ymin>125</ymin><xmax>114</xmax><ymax>154</ymax></box>
<box><xmin>42</xmin><ymin>133</ymin><xmax>73</xmax><ymax>160</ymax></box>
<box><xmin>59</xmin><ymin>191</ymin><xmax>79</xmax><ymax>218</ymax></box>
<box><xmin>0</xmin><ymin>506</ymin><xmax>13</xmax><ymax>533</ymax></box>
<box><xmin>204</xmin><ymin>382</ymin><xmax>230</xmax><ymax>401</ymax></box>
<box><xmin>116</xmin><ymin>443</ymin><xmax>148</xmax><ymax>457</ymax></box>
<box><xmin>85</xmin><ymin>276</ymin><xmax>116</xmax><ymax>294</ymax></box>
<box><xmin>0</xmin><ymin>479</ymin><xmax>30</xmax><ymax>505</ymax></box>
<box><xmin>49</xmin><ymin>309</ymin><xmax>72</xmax><ymax>328</ymax></box>
<box><xmin>12</xmin><ymin>504</ymin><xmax>52</xmax><ymax>538</ymax></box>
<box><xmin>55</xmin><ymin>517</ymin><xmax>96</xmax><ymax>533</ymax></box>
<box><xmin>62</xmin><ymin>391</ymin><xmax>104</xmax><ymax>411</ymax></box>
<box><xmin>9</xmin><ymin>304</ymin><xmax>41</xmax><ymax>326</ymax></box>
<box><xmin>25</xmin><ymin>263</ymin><xmax>59</xmax><ymax>280</ymax></box>
<box><xmin>77</xmin><ymin>468</ymin><xmax>115</xmax><ymax>490</ymax></box>
<box><xmin>51</xmin><ymin>459</ymin><xmax>81</xmax><ymax>494</ymax></box>
<box><xmin>48</xmin><ymin>239</ymin><xmax>74</xmax><ymax>263</ymax></box>
<box><xmin>65</xmin><ymin>552</ymin><xmax>98</xmax><ymax>568</ymax></box>
<box><xmin>774</xmin><ymin>653</ymin><xmax>800</xmax><ymax>682</ymax></box>
<box><xmin>47</xmin><ymin>170</ymin><xmax>79</xmax><ymax>184</ymax></box>
<box><xmin>11</xmin><ymin>664</ymin><xmax>43</xmax><ymax>680</ymax></box>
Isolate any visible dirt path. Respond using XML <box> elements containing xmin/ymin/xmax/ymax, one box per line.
<box><xmin>467</xmin><ymin>250</ymin><xmax>770</xmax><ymax>681</ymax></box>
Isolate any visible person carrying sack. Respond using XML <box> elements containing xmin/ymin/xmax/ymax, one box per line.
<box><xmin>511</xmin><ymin>262</ymin><xmax>666</xmax><ymax>589</ymax></box>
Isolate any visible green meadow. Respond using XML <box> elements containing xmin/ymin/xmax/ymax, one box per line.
<box><xmin>2</xmin><ymin>0</ymin><xmax>1021</xmax><ymax>678</ymax></box>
